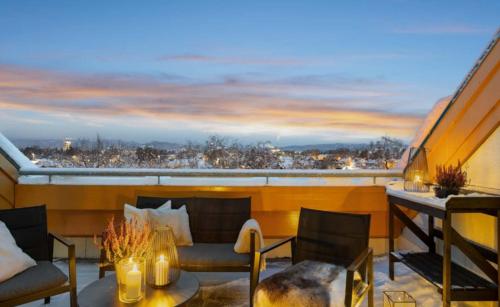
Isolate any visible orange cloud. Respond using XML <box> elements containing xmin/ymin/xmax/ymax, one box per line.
<box><xmin>0</xmin><ymin>64</ymin><xmax>425</xmax><ymax>141</ymax></box>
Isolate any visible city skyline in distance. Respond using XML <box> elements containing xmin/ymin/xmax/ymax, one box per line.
<box><xmin>10</xmin><ymin>134</ymin><xmax>405</xmax><ymax>151</ymax></box>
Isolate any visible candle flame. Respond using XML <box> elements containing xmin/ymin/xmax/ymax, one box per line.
<box><xmin>159</xmin><ymin>254</ymin><xmax>165</xmax><ymax>261</ymax></box>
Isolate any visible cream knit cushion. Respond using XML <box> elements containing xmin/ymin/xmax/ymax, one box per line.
<box><xmin>0</xmin><ymin>221</ymin><xmax>37</xmax><ymax>283</ymax></box>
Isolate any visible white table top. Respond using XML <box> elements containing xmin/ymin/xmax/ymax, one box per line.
<box><xmin>385</xmin><ymin>181</ymin><xmax>494</xmax><ymax>211</ymax></box>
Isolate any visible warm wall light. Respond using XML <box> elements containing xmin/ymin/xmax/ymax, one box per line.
<box><xmin>404</xmin><ymin>147</ymin><xmax>430</xmax><ymax>192</ymax></box>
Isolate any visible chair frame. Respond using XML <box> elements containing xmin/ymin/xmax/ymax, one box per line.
<box><xmin>251</xmin><ymin>214</ymin><xmax>374</xmax><ymax>307</ymax></box>
<box><xmin>0</xmin><ymin>233</ymin><xmax>77</xmax><ymax>307</ymax></box>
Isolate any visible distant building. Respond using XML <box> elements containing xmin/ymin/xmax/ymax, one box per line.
<box><xmin>63</xmin><ymin>139</ymin><xmax>72</xmax><ymax>152</ymax></box>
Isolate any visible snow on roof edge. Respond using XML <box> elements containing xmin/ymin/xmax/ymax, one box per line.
<box><xmin>403</xmin><ymin>31</ymin><xmax>499</xmax><ymax>171</ymax></box>
<box><xmin>0</xmin><ymin>132</ymin><xmax>37</xmax><ymax>171</ymax></box>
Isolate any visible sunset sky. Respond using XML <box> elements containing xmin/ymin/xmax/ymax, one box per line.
<box><xmin>0</xmin><ymin>1</ymin><xmax>498</xmax><ymax>145</ymax></box>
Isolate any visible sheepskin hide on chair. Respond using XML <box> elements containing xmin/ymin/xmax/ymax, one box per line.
<box><xmin>254</xmin><ymin>260</ymin><xmax>362</xmax><ymax>307</ymax></box>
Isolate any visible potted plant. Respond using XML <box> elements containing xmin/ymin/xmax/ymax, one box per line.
<box><xmin>434</xmin><ymin>161</ymin><xmax>468</xmax><ymax>198</ymax></box>
<box><xmin>95</xmin><ymin>217</ymin><xmax>152</xmax><ymax>303</ymax></box>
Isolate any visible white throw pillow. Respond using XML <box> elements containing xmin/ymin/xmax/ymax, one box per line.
<box><xmin>123</xmin><ymin>201</ymin><xmax>193</xmax><ymax>246</ymax></box>
<box><xmin>0</xmin><ymin>221</ymin><xmax>37</xmax><ymax>283</ymax></box>
<box><xmin>148</xmin><ymin>205</ymin><xmax>193</xmax><ymax>246</ymax></box>
<box><xmin>124</xmin><ymin>201</ymin><xmax>171</xmax><ymax>225</ymax></box>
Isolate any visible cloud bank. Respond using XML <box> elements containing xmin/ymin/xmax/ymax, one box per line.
<box><xmin>0</xmin><ymin>64</ymin><xmax>425</xmax><ymax>143</ymax></box>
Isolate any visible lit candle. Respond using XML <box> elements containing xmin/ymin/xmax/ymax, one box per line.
<box><xmin>155</xmin><ymin>254</ymin><xmax>169</xmax><ymax>286</ymax></box>
<box><xmin>126</xmin><ymin>263</ymin><xmax>142</xmax><ymax>300</ymax></box>
<box><xmin>414</xmin><ymin>174</ymin><xmax>422</xmax><ymax>183</ymax></box>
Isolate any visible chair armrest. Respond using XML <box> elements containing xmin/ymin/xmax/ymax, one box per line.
<box><xmin>345</xmin><ymin>247</ymin><xmax>373</xmax><ymax>307</ymax></box>
<box><xmin>260</xmin><ymin>236</ymin><xmax>295</xmax><ymax>254</ymax></box>
<box><xmin>50</xmin><ymin>232</ymin><xmax>75</xmax><ymax>248</ymax></box>
<box><xmin>49</xmin><ymin>233</ymin><xmax>77</xmax><ymax>295</ymax></box>
<box><xmin>347</xmin><ymin>247</ymin><xmax>372</xmax><ymax>272</ymax></box>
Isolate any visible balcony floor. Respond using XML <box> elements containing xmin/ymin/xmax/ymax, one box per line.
<box><xmin>21</xmin><ymin>257</ymin><xmax>448</xmax><ymax>307</ymax></box>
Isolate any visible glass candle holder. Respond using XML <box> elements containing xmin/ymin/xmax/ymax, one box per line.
<box><xmin>403</xmin><ymin>147</ymin><xmax>430</xmax><ymax>193</ymax></box>
<box><xmin>115</xmin><ymin>257</ymin><xmax>146</xmax><ymax>303</ymax></box>
<box><xmin>147</xmin><ymin>226</ymin><xmax>181</xmax><ymax>287</ymax></box>
<box><xmin>383</xmin><ymin>291</ymin><xmax>416</xmax><ymax>307</ymax></box>
<box><xmin>404</xmin><ymin>169</ymin><xmax>429</xmax><ymax>192</ymax></box>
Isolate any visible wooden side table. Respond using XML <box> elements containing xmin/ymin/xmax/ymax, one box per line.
<box><xmin>78</xmin><ymin>270</ymin><xmax>199</xmax><ymax>307</ymax></box>
<box><xmin>387</xmin><ymin>183</ymin><xmax>500</xmax><ymax>307</ymax></box>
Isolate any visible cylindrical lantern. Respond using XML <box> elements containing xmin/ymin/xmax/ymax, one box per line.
<box><xmin>146</xmin><ymin>226</ymin><xmax>181</xmax><ymax>287</ymax></box>
<box><xmin>383</xmin><ymin>291</ymin><xmax>416</xmax><ymax>307</ymax></box>
<box><xmin>404</xmin><ymin>147</ymin><xmax>430</xmax><ymax>192</ymax></box>
<box><xmin>115</xmin><ymin>257</ymin><xmax>146</xmax><ymax>303</ymax></box>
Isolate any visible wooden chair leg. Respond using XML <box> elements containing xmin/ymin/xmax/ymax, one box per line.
<box><xmin>344</xmin><ymin>270</ymin><xmax>354</xmax><ymax>307</ymax></box>
<box><xmin>70</xmin><ymin>287</ymin><xmax>78</xmax><ymax>307</ymax></box>
<box><xmin>99</xmin><ymin>267</ymin><xmax>105</xmax><ymax>279</ymax></box>
<box><xmin>249</xmin><ymin>231</ymin><xmax>261</xmax><ymax>307</ymax></box>
<box><xmin>44</xmin><ymin>296</ymin><xmax>51</xmax><ymax>304</ymax></box>
<box><xmin>367</xmin><ymin>251</ymin><xmax>374</xmax><ymax>307</ymax></box>
<box><xmin>250</xmin><ymin>252</ymin><xmax>261</xmax><ymax>304</ymax></box>
<box><xmin>68</xmin><ymin>245</ymin><xmax>78</xmax><ymax>307</ymax></box>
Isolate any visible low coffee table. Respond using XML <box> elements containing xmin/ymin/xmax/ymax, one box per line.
<box><xmin>78</xmin><ymin>270</ymin><xmax>199</xmax><ymax>307</ymax></box>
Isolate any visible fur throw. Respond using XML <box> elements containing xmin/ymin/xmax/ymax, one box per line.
<box><xmin>254</xmin><ymin>260</ymin><xmax>360</xmax><ymax>307</ymax></box>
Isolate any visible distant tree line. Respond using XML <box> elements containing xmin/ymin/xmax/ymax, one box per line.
<box><xmin>20</xmin><ymin>135</ymin><xmax>406</xmax><ymax>169</ymax></box>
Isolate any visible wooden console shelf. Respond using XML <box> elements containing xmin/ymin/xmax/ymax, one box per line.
<box><xmin>386</xmin><ymin>182</ymin><xmax>500</xmax><ymax>306</ymax></box>
<box><xmin>392</xmin><ymin>251</ymin><xmax>496</xmax><ymax>301</ymax></box>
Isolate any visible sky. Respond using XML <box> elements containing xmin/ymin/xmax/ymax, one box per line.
<box><xmin>0</xmin><ymin>1</ymin><xmax>498</xmax><ymax>145</ymax></box>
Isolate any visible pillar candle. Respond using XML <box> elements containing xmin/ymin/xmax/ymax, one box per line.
<box><xmin>126</xmin><ymin>263</ymin><xmax>142</xmax><ymax>300</ymax></box>
<box><xmin>155</xmin><ymin>254</ymin><xmax>169</xmax><ymax>286</ymax></box>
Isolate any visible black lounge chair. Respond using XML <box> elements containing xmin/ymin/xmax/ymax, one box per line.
<box><xmin>253</xmin><ymin>207</ymin><xmax>374</xmax><ymax>307</ymax></box>
<box><xmin>0</xmin><ymin>205</ymin><xmax>77</xmax><ymax>307</ymax></box>
<box><xmin>99</xmin><ymin>196</ymin><xmax>260</xmax><ymax>300</ymax></box>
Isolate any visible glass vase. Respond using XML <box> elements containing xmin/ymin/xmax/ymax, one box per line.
<box><xmin>383</xmin><ymin>291</ymin><xmax>416</xmax><ymax>307</ymax></box>
<box><xmin>115</xmin><ymin>257</ymin><xmax>146</xmax><ymax>303</ymax></box>
<box><xmin>147</xmin><ymin>226</ymin><xmax>181</xmax><ymax>287</ymax></box>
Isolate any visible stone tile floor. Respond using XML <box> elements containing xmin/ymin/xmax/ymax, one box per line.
<box><xmin>21</xmin><ymin>257</ymin><xmax>493</xmax><ymax>307</ymax></box>
<box><xmin>21</xmin><ymin>259</ymin><xmax>286</xmax><ymax>307</ymax></box>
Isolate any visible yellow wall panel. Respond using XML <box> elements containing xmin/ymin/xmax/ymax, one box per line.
<box><xmin>0</xmin><ymin>166</ymin><xmax>15</xmax><ymax>208</ymax></box>
<box><xmin>0</xmin><ymin>195</ymin><xmax>13</xmax><ymax>209</ymax></box>
<box><xmin>465</xmin><ymin>126</ymin><xmax>500</xmax><ymax>192</ymax></box>
<box><xmin>16</xmin><ymin>184</ymin><xmax>391</xmax><ymax>238</ymax></box>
